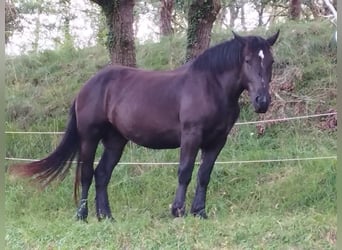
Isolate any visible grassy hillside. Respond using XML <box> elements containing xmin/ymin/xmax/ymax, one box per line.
<box><xmin>5</xmin><ymin>21</ymin><xmax>336</xmax><ymax>249</ymax></box>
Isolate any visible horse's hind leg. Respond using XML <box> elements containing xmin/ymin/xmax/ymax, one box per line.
<box><xmin>94</xmin><ymin>131</ymin><xmax>127</xmax><ymax>221</ymax></box>
<box><xmin>76</xmin><ymin>138</ymin><xmax>100</xmax><ymax>221</ymax></box>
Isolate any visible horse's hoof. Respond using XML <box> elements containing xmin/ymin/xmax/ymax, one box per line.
<box><xmin>76</xmin><ymin>213</ymin><xmax>88</xmax><ymax>222</ymax></box>
<box><xmin>76</xmin><ymin>199</ymin><xmax>88</xmax><ymax>222</ymax></box>
<box><xmin>97</xmin><ymin>214</ymin><xmax>115</xmax><ymax>222</ymax></box>
<box><xmin>192</xmin><ymin>209</ymin><xmax>208</xmax><ymax>219</ymax></box>
<box><xmin>171</xmin><ymin>205</ymin><xmax>186</xmax><ymax>217</ymax></box>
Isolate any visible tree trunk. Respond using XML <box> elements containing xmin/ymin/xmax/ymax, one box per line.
<box><xmin>160</xmin><ymin>0</ymin><xmax>174</xmax><ymax>36</ymax></box>
<box><xmin>92</xmin><ymin>0</ymin><xmax>136</xmax><ymax>67</ymax></box>
<box><xmin>228</xmin><ymin>1</ymin><xmax>239</xmax><ymax>29</ymax></box>
<box><xmin>289</xmin><ymin>0</ymin><xmax>301</xmax><ymax>20</ymax></box>
<box><xmin>252</xmin><ymin>1</ymin><xmax>266</xmax><ymax>27</ymax></box>
<box><xmin>240</xmin><ymin>2</ymin><xmax>246</xmax><ymax>31</ymax></box>
<box><xmin>217</xmin><ymin>6</ymin><xmax>228</xmax><ymax>30</ymax></box>
<box><xmin>185</xmin><ymin>0</ymin><xmax>221</xmax><ymax>61</ymax></box>
<box><xmin>60</xmin><ymin>0</ymin><xmax>73</xmax><ymax>47</ymax></box>
<box><xmin>5</xmin><ymin>0</ymin><xmax>18</xmax><ymax>44</ymax></box>
<box><xmin>33</xmin><ymin>6</ymin><xmax>42</xmax><ymax>52</ymax></box>
<box><xmin>257</xmin><ymin>6</ymin><xmax>264</xmax><ymax>27</ymax></box>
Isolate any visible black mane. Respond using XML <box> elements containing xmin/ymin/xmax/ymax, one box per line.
<box><xmin>191</xmin><ymin>38</ymin><xmax>243</xmax><ymax>74</ymax></box>
<box><xmin>191</xmin><ymin>36</ymin><xmax>270</xmax><ymax>74</ymax></box>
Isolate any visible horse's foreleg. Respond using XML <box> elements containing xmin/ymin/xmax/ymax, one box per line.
<box><xmin>190</xmin><ymin>139</ymin><xmax>227</xmax><ymax>219</ymax></box>
<box><xmin>76</xmin><ymin>139</ymin><xmax>99</xmax><ymax>221</ymax></box>
<box><xmin>171</xmin><ymin>131</ymin><xmax>201</xmax><ymax>217</ymax></box>
<box><xmin>94</xmin><ymin>133</ymin><xmax>127</xmax><ymax>221</ymax></box>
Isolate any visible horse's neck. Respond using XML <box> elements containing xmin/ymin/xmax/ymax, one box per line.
<box><xmin>216</xmin><ymin>68</ymin><xmax>244</xmax><ymax>103</ymax></box>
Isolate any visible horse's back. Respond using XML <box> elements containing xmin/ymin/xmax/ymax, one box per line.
<box><xmin>76</xmin><ymin>65</ymin><xmax>186</xmax><ymax>148</ymax></box>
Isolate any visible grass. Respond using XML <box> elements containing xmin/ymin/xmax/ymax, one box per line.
<box><xmin>5</xmin><ymin>157</ymin><xmax>336</xmax><ymax>249</ymax></box>
<box><xmin>5</xmin><ymin>21</ymin><xmax>336</xmax><ymax>249</ymax></box>
<box><xmin>5</xmin><ymin>212</ymin><xmax>336</xmax><ymax>249</ymax></box>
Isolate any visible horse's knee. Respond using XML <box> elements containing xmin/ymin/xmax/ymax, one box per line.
<box><xmin>198</xmin><ymin>174</ymin><xmax>211</xmax><ymax>188</ymax></box>
<box><xmin>178</xmin><ymin>166</ymin><xmax>193</xmax><ymax>185</ymax></box>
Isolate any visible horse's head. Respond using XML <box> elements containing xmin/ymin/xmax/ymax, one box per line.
<box><xmin>234</xmin><ymin>31</ymin><xmax>279</xmax><ymax>113</ymax></box>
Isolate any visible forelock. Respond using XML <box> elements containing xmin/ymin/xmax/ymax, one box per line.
<box><xmin>248</xmin><ymin>36</ymin><xmax>270</xmax><ymax>53</ymax></box>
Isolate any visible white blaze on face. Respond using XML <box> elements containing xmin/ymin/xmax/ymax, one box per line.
<box><xmin>258</xmin><ymin>49</ymin><xmax>265</xmax><ymax>70</ymax></box>
<box><xmin>258</xmin><ymin>50</ymin><xmax>264</xmax><ymax>60</ymax></box>
<box><xmin>258</xmin><ymin>49</ymin><xmax>265</xmax><ymax>84</ymax></box>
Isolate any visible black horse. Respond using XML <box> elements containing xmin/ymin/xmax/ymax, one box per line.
<box><xmin>10</xmin><ymin>31</ymin><xmax>279</xmax><ymax>221</ymax></box>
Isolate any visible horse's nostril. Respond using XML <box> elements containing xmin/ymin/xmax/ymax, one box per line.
<box><xmin>256</xmin><ymin>95</ymin><xmax>267</xmax><ymax>105</ymax></box>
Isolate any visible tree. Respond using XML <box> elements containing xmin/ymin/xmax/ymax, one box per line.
<box><xmin>251</xmin><ymin>0</ymin><xmax>273</xmax><ymax>27</ymax></box>
<box><xmin>5</xmin><ymin>0</ymin><xmax>19</xmax><ymax>44</ymax></box>
<box><xmin>59</xmin><ymin>0</ymin><xmax>75</xmax><ymax>48</ymax></box>
<box><xmin>15</xmin><ymin>0</ymin><xmax>58</xmax><ymax>52</ymax></box>
<box><xmin>322</xmin><ymin>0</ymin><xmax>337</xmax><ymax>19</ymax></box>
<box><xmin>91</xmin><ymin>0</ymin><xmax>136</xmax><ymax>67</ymax></box>
<box><xmin>227</xmin><ymin>0</ymin><xmax>239</xmax><ymax>28</ymax></box>
<box><xmin>185</xmin><ymin>0</ymin><xmax>221</xmax><ymax>61</ymax></box>
<box><xmin>240</xmin><ymin>0</ymin><xmax>246</xmax><ymax>30</ymax></box>
<box><xmin>9</xmin><ymin>0</ymin><xmax>80</xmax><ymax>52</ymax></box>
<box><xmin>303</xmin><ymin>0</ymin><xmax>320</xmax><ymax>19</ymax></box>
<box><xmin>289</xmin><ymin>0</ymin><xmax>301</xmax><ymax>20</ymax></box>
<box><xmin>160</xmin><ymin>0</ymin><xmax>174</xmax><ymax>36</ymax></box>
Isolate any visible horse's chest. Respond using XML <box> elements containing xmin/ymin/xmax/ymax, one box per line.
<box><xmin>202</xmin><ymin>107</ymin><xmax>239</xmax><ymax>143</ymax></box>
<box><xmin>203</xmin><ymin>120</ymin><xmax>228</xmax><ymax>140</ymax></box>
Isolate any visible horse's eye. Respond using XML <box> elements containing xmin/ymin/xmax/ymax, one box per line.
<box><xmin>245</xmin><ymin>57</ymin><xmax>252</xmax><ymax>64</ymax></box>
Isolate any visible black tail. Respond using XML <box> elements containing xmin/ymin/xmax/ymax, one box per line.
<box><xmin>9</xmin><ymin>101</ymin><xmax>80</xmax><ymax>188</ymax></box>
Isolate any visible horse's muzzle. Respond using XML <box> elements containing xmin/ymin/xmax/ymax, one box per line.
<box><xmin>254</xmin><ymin>94</ymin><xmax>270</xmax><ymax>113</ymax></box>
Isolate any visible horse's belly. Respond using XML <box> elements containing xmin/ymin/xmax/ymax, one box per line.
<box><xmin>112</xmin><ymin>97</ymin><xmax>181</xmax><ymax>149</ymax></box>
<box><xmin>126</xmin><ymin>129</ymin><xmax>181</xmax><ymax>149</ymax></box>
<box><xmin>114</xmin><ymin>115</ymin><xmax>181</xmax><ymax>149</ymax></box>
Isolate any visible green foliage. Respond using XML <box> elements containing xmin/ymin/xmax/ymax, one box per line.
<box><xmin>5</xmin><ymin>21</ymin><xmax>336</xmax><ymax>248</ymax></box>
<box><xmin>136</xmin><ymin>36</ymin><xmax>187</xmax><ymax>69</ymax></box>
<box><xmin>6</xmin><ymin>45</ymin><xmax>109</xmax><ymax>130</ymax></box>
<box><xmin>15</xmin><ymin>0</ymin><xmax>55</xmax><ymax>14</ymax></box>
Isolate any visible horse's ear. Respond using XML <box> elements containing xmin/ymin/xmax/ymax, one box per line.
<box><xmin>267</xmin><ymin>30</ymin><xmax>280</xmax><ymax>46</ymax></box>
<box><xmin>232</xmin><ymin>31</ymin><xmax>246</xmax><ymax>45</ymax></box>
